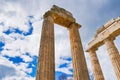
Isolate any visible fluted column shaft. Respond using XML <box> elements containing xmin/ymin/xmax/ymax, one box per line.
<box><xmin>36</xmin><ymin>16</ymin><xmax>55</xmax><ymax>80</ymax></box>
<box><xmin>69</xmin><ymin>23</ymin><xmax>90</xmax><ymax>80</ymax></box>
<box><xmin>89</xmin><ymin>50</ymin><xmax>104</xmax><ymax>80</ymax></box>
<box><xmin>104</xmin><ymin>38</ymin><xmax>120</xmax><ymax>79</ymax></box>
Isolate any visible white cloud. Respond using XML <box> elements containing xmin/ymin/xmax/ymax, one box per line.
<box><xmin>0</xmin><ymin>64</ymin><xmax>16</xmax><ymax>79</ymax></box>
<box><xmin>3</xmin><ymin>76</ymin><xmax>35</xmax><ymax>80</ymax></box>
<box><xmin>0</xmin><ymin>0</ymin><xmax>120</xmax><ymax>80</ymax></box>
<box><xmin>0</xmin><ymin>56</ymin><xmax>33</xmax><ymax>80</ymax></box>
<box><xmin>21</xmin><ymin>55</ymin><xmax>33</xmax><ymax>62</ymax></box>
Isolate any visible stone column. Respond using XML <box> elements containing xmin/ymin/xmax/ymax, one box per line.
<box><xmin>89</xmin><ymin>49</ymin><xmax>104</xmax><ymax>80</ymax></box>
<box><xmin>36</xmin><ymin>16</ymin><xmax>55</xmax><ymax>80</ymax></box>
<box><xmin>68</xmin><ymin>23</ymin><xmax>90</xmax><ymax>80</ymax></box>
<box><xmin>104</xmin><ymin>37</ymin><xmax>120</xmax><ymax>79</ymax></box>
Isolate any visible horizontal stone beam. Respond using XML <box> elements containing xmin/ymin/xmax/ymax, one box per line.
<box><xmin>43</xmin><ymin>5</ymin><xmax>77</xmax><ymax>28</ymax></box>
<box><xmin>86</xmin><ymin>17</ymin><xmax>120</xmax><ymax>52</ymax></box>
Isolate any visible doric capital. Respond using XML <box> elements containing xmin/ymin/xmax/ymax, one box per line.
<box><xmin>103</xmin><ymin>36</ymin><xmax>115</xmax><ymax>43</ymax></box>
<box><xmin>44</xmin><ymin>15</ymin><xmax>54</xmax><ymax>23</ymax></box>
<box><xmin>87</xmin><ymin>47</ymin><xmax>98</xmax><ymax>52</ymax></box>
<box><xmin>43</xmin><ymin>11</ymin><xmax>54</xmax><ymax>19</ymax></box>
<box><xmin>68</xmin><ymin>22</ymin><xmax>81</xmax><ymax>29</ymax></box>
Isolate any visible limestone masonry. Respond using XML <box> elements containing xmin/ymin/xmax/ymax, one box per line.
<box><xmin>36</xmin><ymin>5</ymin><xmax>90</xmax><ymax>80</ymax></box>
<box><xmin>36</xmin><ymin>5</ymin><xmax>120</xmax><ymax>80</ymax></box>
<box><xmin>86</xmin><ymin>17</ymin><xmax>120</xmax><ymax>80</ymax></box>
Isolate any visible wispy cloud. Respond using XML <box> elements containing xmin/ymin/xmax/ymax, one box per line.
<box><xmin>0</xmin><ymin>0</ymin><xmax>120</xmax><ymax>80</ymax></box>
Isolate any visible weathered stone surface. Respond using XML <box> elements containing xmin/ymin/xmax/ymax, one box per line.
<box><xmin>89</xmin><ymin>49</ymin><xmax>104</xmax><ymax>80</ymax></box>
<box><xmin>104</xmin><ymin>37</ymin><xmax>120</xmax><ymax>79</ymax></box>
<box><xmin>87</xmin><ymin>17</ymin><xmax>120</xmax><ymax>52</ymax></box>
<box><xmin>36</xmin><ymin>5</ymin><xmax>90</xmax><ymax>80</ymax></box>
<box><xmin>36</xmin><ymin>16</ymin><xmax>55</xmax><ymax>80</ymax></box>
<box><xmin>86</xmin><ymin>17</ymin><xmax>120</xmax><ymax>80</ymax></box>
<box><xmin>69</xmin><ymin>23</ymin><xmax>90</xmax><ymax>80</ymax></box>
<box><xmin>44</xmin><ymin>5</ymin><xmax>76</xmax><ymax>28</ymax></box>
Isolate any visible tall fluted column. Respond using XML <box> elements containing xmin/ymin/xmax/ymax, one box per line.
<box><xmin>68</xmin><ymin>23</ymin><xmax>90</xmax><ymax>80</ymax></box>
<box><xmin>36</xmin><ymin>16</ymin><xmax>55</xmax><ymax>80</ymax></box>
<box><xmin>89</xmin><ymin>49</ymin><xmax>104</xmax><ymax>80</ymax></box>
<box><xmin>104</xmin><ymin>37</ymin><xmax>120</xmax><ymax>79</ymax></box>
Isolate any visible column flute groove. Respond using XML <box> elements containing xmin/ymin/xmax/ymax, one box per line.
<box><xmin>89</xmin><ymin>49</ymin><xmax>104</xmax><ymax>80</ymax></box>
<box><xmin>36</xmin><ymin>16</ymin><xmax>55</xmax><ymax>80</ymax></box>
<box><xmin>104</xmin><ymin>37</ymin><xmax>120</xmax><ymax>79</ymax></box>
<box><xmin>68</xmin><ymin>23</ymin><xmax>90</xmax><ymax>80</ymax></box>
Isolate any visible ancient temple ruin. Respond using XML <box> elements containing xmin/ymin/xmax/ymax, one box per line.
<box><xmin>86</xmin><ymin>17</ymin><xmax>120</xmax><ymax>80</ymax></box>
<box><xmin>36</xmin><ymin>5</ymin><xmax>120</xmax><ymax>80</ymax></box>
<box><xmin>36</xmin><ymin>5</ymin><xmax>90</xmax><ymax>80</ymax></box>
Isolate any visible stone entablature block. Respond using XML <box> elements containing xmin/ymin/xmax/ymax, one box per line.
<box><xmin>86</xmin><ymin>16</ymin><xmax>120</xmax><ymax>80</ymax></box>
<box><xmin>43</xmin><ymin>5</ymin><xmax>77</xmax><ymax>28</ymax></box>
<box><xmin>36</xmin><ymin>5</ymin><xmax>90</xmax><ymax>80</ymax></box>
<box><xmin>87</xmin><ymin>17</ymin><xmax>120</xmax><ymax>51</ymax></box>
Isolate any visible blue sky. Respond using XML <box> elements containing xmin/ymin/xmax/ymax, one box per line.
<box><xmin>0</xmin><ymin>0</ymin><xmax>120</xmax><ymax>80</ymax></box>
